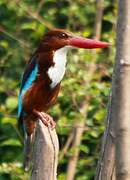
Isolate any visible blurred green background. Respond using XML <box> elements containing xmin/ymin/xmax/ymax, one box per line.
<box><xmin>0</xmin><ymin>0</ymin><xmax>116</xmax><ymax>179</ymax></box>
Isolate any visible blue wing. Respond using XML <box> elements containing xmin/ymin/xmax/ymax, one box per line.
<box><xmin>18</xmin><ymin>55</ymin><xmax>38</xmax><ymax>120</ymax></box>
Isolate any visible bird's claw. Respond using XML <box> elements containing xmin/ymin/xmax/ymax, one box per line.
<box><xmin>33</xmin><ymin>109</ymin><xmax>56</xmax><ymax>129</ymax></box>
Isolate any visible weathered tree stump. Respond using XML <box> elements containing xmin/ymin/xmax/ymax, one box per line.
<box><xmin>31</xmin><ymin>120</ymin><xmax>59</xmax><ymax>180</ymax></box>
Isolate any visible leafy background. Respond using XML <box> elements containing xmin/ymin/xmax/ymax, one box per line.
<box><xmin>0</xmin><ymin>0</ymin><xmax>117</xmax><ymax>179</ymax></box>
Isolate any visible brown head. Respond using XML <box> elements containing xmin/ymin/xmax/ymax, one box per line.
<box><xmin>39</xmin><ymin>28</ymin><xmax>110</xmax><ymax>51</ymax></box>
<box><xmin>37</xmin><ymin>29</ymin><xmax>110</xmax><ymax>89</ymax></box>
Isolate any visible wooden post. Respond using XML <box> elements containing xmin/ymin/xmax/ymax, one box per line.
<box><xmin>31</xmin><ymin>120</ymin><xmax>59</xmax><ymax>180</ymax></box>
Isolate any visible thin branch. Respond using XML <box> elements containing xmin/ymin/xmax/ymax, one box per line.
<box><xmin>0</xmin><ymin>25</ymin><xmax>30</xmax><ymax>48</ymax></box>
<box><xmin>66</xmin><ymin>120</ymin><xmax>86</xmax><ymax>180</ymax></box>
<box><xmin>93</xmin><ymin>0</ymin><xmax>104</xmax><ymax>40</ymax></box>
<box><xmin>59</xmin><ymin>131</ymin><xmax>74</xmax><ymax>161</ymax></box>
<box><xmin>14</xmin><ymin>0</ymin><xmax>54</xmax><ymax>29</ymax></box>
<box><xmin>66</xmin><ymin>1</ymin><xmax>104</xmax><ymax>179</ymax></box>
<box><xmin>36</xmin><ymin>0</ymin><xmax>45</xmax><ymax>14</ymax></box>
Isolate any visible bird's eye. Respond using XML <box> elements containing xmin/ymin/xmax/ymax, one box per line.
<box><xmin>58</xmin><ymin>32</ymin><xmax>68</xmax><ymax>38</ymax></box>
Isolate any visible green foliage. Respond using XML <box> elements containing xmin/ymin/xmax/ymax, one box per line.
<box><xmin>0</xmin><ymin>0</ymin><xmax>116</xmax><ymax>179</ymax></box>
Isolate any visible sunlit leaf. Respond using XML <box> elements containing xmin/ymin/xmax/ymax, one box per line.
<box><xmin>0</xmin><ymin>139</ymin><xmax>21</xmax><ymax>147</ymax></box>
<box><xmin>6</xmin><ymin>97</ymin><xmax>18</xmax><ymax>110</ymax></box>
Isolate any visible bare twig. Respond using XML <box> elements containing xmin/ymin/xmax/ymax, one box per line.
<box><xmin>36</xmin><ymin>0</ymin><xmax>44</xmax><ymax>14</ymax></box>
<box><xmin>0</xmin><ymin>25</ymin><xmax>30</xmax><ymax>48</ymax></box>
<box><xmin>66</xmin><ymin>120</ymin><xmax>86</xmax><ymax>180</ymax></box>
<box><xmin>14</xmin><ymin>0</ymin><xmax>54</xmax><ymax>29</ymax></box>
<box><xmin>93</xmin><ymin>0</ymin><xmax>104</xmax><ymax>40</ymax></box>
<box><xmin>66</xmin><ymin>1</ymin><xmax>104</xmax><ymax>179</ymax></box>
<box><xmin>59</xmin><ymin>131</ymin><xmax>74</xmax><ymax>161</ymax></box>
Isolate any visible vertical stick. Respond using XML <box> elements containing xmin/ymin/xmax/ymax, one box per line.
<box><xmin>66</xmin><ymin>120</ymin><xmax>86</xmax><ymax>180</ymax></box>
<box><xmin>114</xmin><ymin>1</ymin><xmax>130</xmax><ymax>179</ymax></box>
<box><xmin>93</xmin><ymin>0</ymin><xmax>104</xmax><ymax>40</ymax></box>
<box><xmin>31</xmin><ymin>120</ymin><xmax>59</xmax><ymax>180</ymax></box>
<box><xmin>66</xmin><ymin>1</ymin><xmax>104</xmax><ymax>179</ymax></box>
<box><xmin>95</xmin><ymin>0</ymin><xmax>130</xmax><ymax>179</ymax></box>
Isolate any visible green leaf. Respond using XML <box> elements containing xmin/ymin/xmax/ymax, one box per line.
<box><xmin>0</xmin><ymin>40</ymin><xmax>9</xmax><ymax>48</ymax></box>
<box><xmin>0</xmin><ymin>139</ymin><xmax>21</xmax><ymax>147</ymax></box>
<box><xmin>1</xmin><ymin>117</ymin><xmax>17</xmax><ymax>125</ymax></box>
<box><xmin>6</xmin><ymin>97</ymin><xmax>18</xmax><ymax>110</ymax></box>
<box><xmin>80</xmin><ymin>145</ymin><xmax>89</xmax><ymax>154</ymax></box>
<box><xmin>21</xmin><ymin>22</ymin><xmax>37</xmax><ymax>30</ymax></box>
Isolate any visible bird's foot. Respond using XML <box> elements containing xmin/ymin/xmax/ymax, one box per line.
<box><xmin>33</xmin><ymin>109</ymin><xmax>56</xmax><ymax>129</ymax></box>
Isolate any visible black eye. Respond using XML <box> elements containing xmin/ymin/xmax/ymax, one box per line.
<box><xmin>58</xmin><ymin>32</ymin><xmax>68</xmax><ymax>38</ymax></box>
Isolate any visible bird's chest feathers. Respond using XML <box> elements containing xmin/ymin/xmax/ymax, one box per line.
<box><xmin>48</xmin><ymin>46</ymin><xmax>69</xmax><ymax>88</ymax></box>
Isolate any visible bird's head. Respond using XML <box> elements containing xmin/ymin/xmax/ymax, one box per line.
<box><xmin>38</xmin><ymin>29</ymin><xmax>110</xmax><ymax>88</ymax></box>
<box><xmin>40</xmin><ymin>29</ymin><xmax>110</xmax><ymax>51</ymax></box>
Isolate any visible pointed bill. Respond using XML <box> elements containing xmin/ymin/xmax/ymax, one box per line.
<box><xmin>68</xmin><ymin>37</ymin><xmax>110</xmax><ymax>49</ymax></box>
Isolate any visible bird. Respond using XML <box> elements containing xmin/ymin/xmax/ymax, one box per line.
<box><xmin>18</xmin><ymin>28</ymin><xmax>109</xmax><ymax>171</ymax></box>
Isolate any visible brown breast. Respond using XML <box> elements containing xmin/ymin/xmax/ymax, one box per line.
<box><xmin>23</xmin><ymin>76</ymin><xmax>60</xmax><ymax>114</ymax></box>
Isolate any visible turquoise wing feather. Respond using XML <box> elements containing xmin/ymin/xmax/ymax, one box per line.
<box><xmin>18</xmin><ymin>56</ymin><xmax>38</xmax><ymax>120</ymax></box>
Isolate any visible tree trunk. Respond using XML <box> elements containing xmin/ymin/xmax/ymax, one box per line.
<box><xmin>95</xmin><ymin>1</ymin><xmax>130</xmax><ymax>179</ymax></box>
<box><xmin>114</xmin><ymin>1</ymin><xmax>130</xmax><ymax>179</ymax></box>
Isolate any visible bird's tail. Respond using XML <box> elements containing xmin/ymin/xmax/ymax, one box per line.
<box><xmin>23</xmin><ymin>131</ymin><xmax>35</xmax><ymax>171</ymax></box>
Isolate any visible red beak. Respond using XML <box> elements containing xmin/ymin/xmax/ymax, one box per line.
<box><xmin>68</xmin><ymin>36</ymin><xmax>110</xmax><ymax>49</ymax></box>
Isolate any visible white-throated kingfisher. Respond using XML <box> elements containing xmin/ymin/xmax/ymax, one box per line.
<box><xmin>18</xmin><ymin>29</ymin><xmax>109</xmax><ymax>171</ymax></box>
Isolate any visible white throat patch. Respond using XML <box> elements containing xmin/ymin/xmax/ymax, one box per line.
<box><xmin>48</xmin><ymin>46</ymin><xmax>71</xmax><ymax>88</ymax></box>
